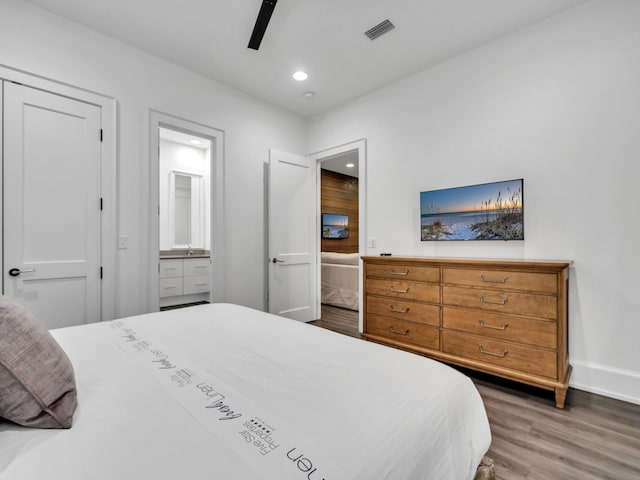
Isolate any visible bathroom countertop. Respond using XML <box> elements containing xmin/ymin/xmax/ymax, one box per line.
<box><xmin>160</xmin><ymin>250</ymin><xmax>211</xmax><ymax>259</ymax></box>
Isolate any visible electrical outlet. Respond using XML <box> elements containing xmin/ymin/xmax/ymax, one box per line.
<box><xmin>118</xmin><ymin>235</ymin><xmax>128</xmax><ymax>249</ymax></box>
<box><xmin>368</xmin><ymin>238</ymin><xmax>376</xmax><ymax>248</ymax></box>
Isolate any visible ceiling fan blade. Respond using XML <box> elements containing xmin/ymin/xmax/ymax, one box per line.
<box><xmin>248</xmin><ymin>0</ymin><xmax>278</xmax><ymax>50</ymax></box>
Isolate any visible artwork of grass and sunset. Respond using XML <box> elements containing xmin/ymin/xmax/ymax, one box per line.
<box><xmin>420</xmin><ymin>179</ymin><xmax>524</xmax><ymax>241</ymax></box>
<box><xmin>322</xmin><ymin>213</ymin><xmax>349</xmax><ymax>239</ymax></box>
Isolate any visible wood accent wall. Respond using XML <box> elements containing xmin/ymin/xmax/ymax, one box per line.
<box><xmin>321</xmin><ymin>169</ymin><xmax>359</xmax><ymax>253</ymax></box>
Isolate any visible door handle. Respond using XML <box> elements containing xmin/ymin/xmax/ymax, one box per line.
<box><xmin>271</xmin><ymin>258</ymin><xmax>285</xmax><ymax>264</ymax></box>
<box><xmin>8</xmin><ymin>268</ymin><xmax>36</xmax><ymax>277</ymax></box>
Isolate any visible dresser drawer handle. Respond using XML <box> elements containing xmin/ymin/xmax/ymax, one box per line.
<box><xmin>390</xmin><ymin>286</ymin><xmax>409</xmax><ymax>294</ymax></box>
<box><xmin>479</xmin><ymin>345</ymin><xmax>508</xmax><ymax>358</ymax></box>
<box><xmin>479</xmin><ymin>295</ymin><xmax>508</xmax><ymax>305</ymax></box>
<box><xmin>479</xmin><ymin>274</ymin><xmax>509</xmax><ymax>284</ymax></box>
<box><xmin>389</xmin><ymin>305</ymin><xmax>409</xmax><ymax>314</ymax></box>
<box><xmin>479</xmin><ymin>320</ymin><xmax>508</xmax><ymax>330</ymax></box>
<box><xmin>389</xmin><ymin>269</ymin><xmax>410</xmax><ymax>276</ymax></box>
<box><xmin>390</xmin><ymin>326</ymin><xmax>409</xmax><ymax>335</ymax></box>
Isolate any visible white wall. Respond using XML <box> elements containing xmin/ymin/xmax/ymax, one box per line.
<box><xmin>308</xmin><ymin>0</ymin><xmax>640</xmax><ymax>404</ymax></box>
<box><xmin>0</xmin><ymin>0</ymin><xmax>306</xmax><ymax>315</ymax></box>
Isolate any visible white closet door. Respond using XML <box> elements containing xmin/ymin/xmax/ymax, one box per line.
<box><xmin>3</xmin><ymin>81</ymin><xmax>102</xmax><ymax>329</ymax></box>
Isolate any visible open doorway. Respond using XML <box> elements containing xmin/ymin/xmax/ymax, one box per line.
<box><xmin>319</xmin><ymin>152</ymin><xmax>360</xmax><ymax>312</ymax></box>
<box><xmin>148</xmin><ymin>111</ymin><xmax>226</xmax><ymax>313</ymax></box>
<box><xmin>158</xmin><ymin>128</ymin><xmax>212</xmax><ymax>309</ymax></box>
<box><xmin>310</xmin><ymin>139</ymin><xmax>366</xmax><ymax>330</ymax></box>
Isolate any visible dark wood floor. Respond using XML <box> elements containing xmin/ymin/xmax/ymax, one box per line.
<box><xmin>310</xmin><ymin>305</ymin><xmax>640</xmax><ymax>480</ymax></box>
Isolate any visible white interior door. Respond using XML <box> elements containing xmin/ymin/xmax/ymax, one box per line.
<box><xmin>268</xmin><ymin>149</ymin><xmax>317</xmax><ymax>321</ymax></box>
<box><xmin>3</xmin><ymin>81</ymin><xmax>102</xmax><ymax>329</ymax></box>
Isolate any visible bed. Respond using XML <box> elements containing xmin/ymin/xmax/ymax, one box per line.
<box><xmin>0</xmin><ymin>301</ymin><xmax>491</xmax><ymax>479</ymax></box>
<box><xmin>321</xmin><ymin>251</ymin><xmax>359</xmax><ymax>310</ymax></box>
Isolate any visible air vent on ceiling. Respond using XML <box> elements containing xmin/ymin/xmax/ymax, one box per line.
<box><xmin>364</xmin><ymin>19</ymin><xmax>395</xmax><ymax>40</ymax></box>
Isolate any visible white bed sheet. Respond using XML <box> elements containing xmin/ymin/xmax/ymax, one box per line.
<box><xmin>321</xmin><ymin>262</ymin><xmax>359</xmax><ymax>310</ymax></box>
<box><xmin>0</xmin><ymin>303</ymin><xmax>490</xmax><ymax>480</ymax></box>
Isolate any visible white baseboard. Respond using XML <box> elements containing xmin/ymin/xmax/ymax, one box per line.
<box><xmin>570</xmin><ymin>360</ymin><xmax>640</xmax><ymax>406</ymax></box>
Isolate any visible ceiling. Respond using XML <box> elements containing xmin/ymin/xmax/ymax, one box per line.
<box><xmin>24</xmin><ymin>0</ymin><xmax>585</xmax><ymax>117</ymax></box>
<box><xmin>159</xmin><ymin>127</ymin><xmax>212</xmax><ymax>151</ymax></box>
<box><xmin>321</xmin><ymin>150</ymin><xmax>359</xmax><ymax>178</ymax></box>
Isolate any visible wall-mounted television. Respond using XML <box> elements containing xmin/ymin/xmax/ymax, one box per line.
<box><xmin>420</xmin><ymin>179</ymin><xmax>524</xmax><ymax>241</ymax></box>
<box><xmin>322</xmin><ymin>213</ymin><xmax>349</xmax><ymax>239</ymax></box>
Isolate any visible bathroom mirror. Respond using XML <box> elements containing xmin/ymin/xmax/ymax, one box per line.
<box><xmin>169</xmin><ymin>171</ymin><xmax>205</xmax><ymax>248</ymax></box>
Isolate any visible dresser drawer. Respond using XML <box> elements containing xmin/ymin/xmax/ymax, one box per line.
<box><xmin>442</xmin><ymin>330</ymin><xmax>557</xmax><ymax>379</ymax></box>
<box><xmin>443</xmin><ymin>285</ymin><xmax>557</xmax><ymax>320</ymax></box>
<box><xmin>366</xmin><ymin>314</ymin><xmax>439</xmax><ymax>350</ymax></box>
<box><xmin>160</xmin><ymin>277</ymin><xmax>183</xmax><ymax>297</ymax></box>
<box><xmin>366</xmin><ymin>264</ymin><xmax>440</xmax><ymax>283</ymax></box>
<box><xmin>184</xmin><ymin>275</ymin><xmax>210</xmax><ymax>294</ymax></box>
<box><xmin>443</xmin><ymin>306</ymin><xmax>556</xmax><ymax>349</ymax></box>
<box><xmin>443</xmin><ymin>268</ymin><xmax>557</xmax><ymax>294</ymax></box>
<box><xmin>367</xmin><ymin>296</ymin><xmax>440</xmax><ymax>327</ymax></box>
<box><xmin>367</xmin><ymin>279</ymin><xmax>440</xmax><ymax>303</ymax></box>
<box><xmin>183</xmin><ymin>258</ymin><xmax>210</xmax><ymax>276</ymax></box>
<box><xmin>160</xmin><ymin>259</ymin><xmax>183</xmax><ymax>278</ymax></box>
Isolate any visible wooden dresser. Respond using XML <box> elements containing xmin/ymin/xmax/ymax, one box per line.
<box><xmin>362</xmin><ymin>256</ymin><xmax>572</xmax><ymax>408</ymax></box>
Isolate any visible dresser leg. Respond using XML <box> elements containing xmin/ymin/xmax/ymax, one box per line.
<box><xmin>555</xmin><ymin>386</ymin><xmax>568</xmax><ymax>409</ymax></box>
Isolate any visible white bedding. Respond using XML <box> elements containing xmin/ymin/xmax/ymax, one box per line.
<box><xmin>0</xmin><ymin>303</ymin><xmax>490</xmax><ymax>480</ymax></box>
<box><xmin>321</xmin><ymin>252</ymin><xmax>359</xmax><ymax>310</ymax></box>
<box><xmin>321</xmin><ymin>262</ymin><xmax>359</xmax><ymax>310</ymax></box>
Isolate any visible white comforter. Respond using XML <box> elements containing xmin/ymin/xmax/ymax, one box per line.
<box><xmin>0</xmin><ymin>303</ymin><xmax>490</xmax><ymax>480</ymax></box>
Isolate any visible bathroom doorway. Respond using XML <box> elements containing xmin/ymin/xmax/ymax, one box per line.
<box><xmin>148</xmin><ymin>111</ymin><xmax>226</xmax><ymax>312</ymax></box>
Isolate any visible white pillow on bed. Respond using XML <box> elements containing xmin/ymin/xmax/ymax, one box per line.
<box><xmin>0</xmin><ymin>297</ymin><xmax>78</xmax><ymax>429</ymax></box>
<box><xmin>321</xmin><ymin>251</ymin><xmax>359</xmax><ymax>265</ymax></box>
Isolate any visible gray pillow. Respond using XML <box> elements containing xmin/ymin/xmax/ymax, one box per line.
<box><xmin>0</xmin><ymin>297</ymin><xmax>77</xmax><ymax>428</ymax></box>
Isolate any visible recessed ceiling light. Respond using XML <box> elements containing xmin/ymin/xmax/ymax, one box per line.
<box><xmin>293</xmin><ymin>71</ymin><xmax>308</xmax><ymax>81</ymax></box>
<box><xmin>346</xmin><ymin>163</ymin><xmax>355</xmax><ymax>168</ymax></box>
<box><xmin>190</xmin><ymin>139</ymin><xmax>201</xmax><ymax>145</ymax></box>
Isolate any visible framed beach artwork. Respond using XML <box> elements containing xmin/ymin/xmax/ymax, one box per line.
<box><xmin>322</xmin><ymin>213</ymin><xmax>349</xmax><ymax>239</ymax></box>
<box><xmin>420</xmin><ymin>179</ymin><xmax>524</xmax><ymax>241</ymax></box>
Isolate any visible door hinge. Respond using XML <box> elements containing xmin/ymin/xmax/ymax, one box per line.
<box><xmin>100</xmin><ymin>129</ymin><xmax>103</xmax><ymax>142</ymax></box>
<box><xmin>100</xmin><ymin>267</ymin><xmax>103</xmax><ymax>279</ymax></box>
<box><xmin>100</xmin><ymin>197</ymin><xmax>103</xmax><ymax>210</ymax></box>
